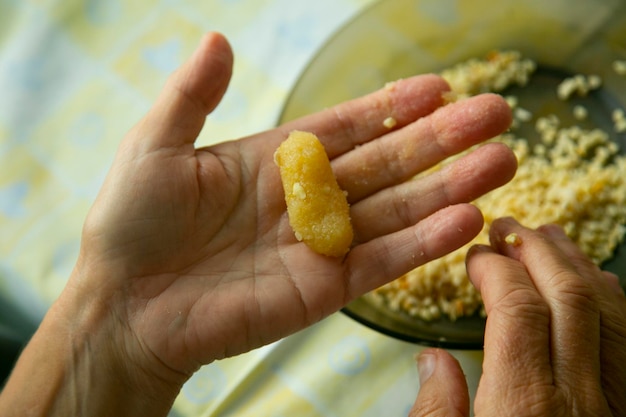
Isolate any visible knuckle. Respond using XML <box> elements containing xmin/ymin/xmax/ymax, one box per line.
<box><xmin>546</xmin><ymin>270</ymin><xmax>599</xmax><ymax>313</ymax></box>
<box><xmin>527</xmin><ymin>394</ymin><xmax>568</xmax><ymax>417</ymax></box>
<box><xmin>476</xmin><ymin>384</ymin><xmax>568</xmax><ymax>417</ymax></box>
<box><xmin>390</xmin><ymin>187</ymin><xmax>414</xmax><ymax>228</ymax></box>
<box><xmin>493</xmin><ymin>286</ymin><xmax>550</xmax><ymax>318</ymax></box>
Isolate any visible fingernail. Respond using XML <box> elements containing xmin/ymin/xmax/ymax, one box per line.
<box><xmin>499</xmin><ymin>216</ymin><xmax>522</xmax><ymax>229</ymax></box>
<box><xmin>539</xmin><ymin>223</ymin><xmax>568</xmax><ymax>239</ymax></box>
<box><xmin>468</xmin><ymin>244</ymin><xmax>492</xmax><ymax>255</ymax></box>
<box><xmin>416</xmin><ymin>351</ymin><xmax>435</xmax><ymax>385</ymax></box>
<box><xmin>491</xmin><ymin>217</ymin><xmax>518</xmax><ymax>235</ymax></box>
<box><xmin>498</xmin><ymin>216</ymin><xmax>517</xmax><ymax>223</ymax></box>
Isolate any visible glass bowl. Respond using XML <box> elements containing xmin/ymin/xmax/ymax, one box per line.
<box><xmin>278</xmin><ymin>0</ymin><xmax>626</xmax><ymax>349</ymax></box>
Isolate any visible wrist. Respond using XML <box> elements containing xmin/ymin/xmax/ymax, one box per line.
<box><xmin>0</xmin><ymin>267</ymin><xmax>185</xmax><ymax>417</ymax></box>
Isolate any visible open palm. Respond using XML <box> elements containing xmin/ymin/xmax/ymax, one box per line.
<box><xmin>72</xmin><ymin>33</ymin><xmax>516</xmax><ymax>379</ymax></box>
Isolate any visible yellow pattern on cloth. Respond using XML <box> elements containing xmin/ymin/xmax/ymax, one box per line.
<box><xmin>0</xmin><ymin>1</ymin><xmax>487</xmax><ymax>416</ymax></box>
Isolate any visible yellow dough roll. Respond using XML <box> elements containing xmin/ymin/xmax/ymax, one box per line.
<box><xmin>274</xmin><ymin>130</ymin><xmax>353</xmax><ymax>257</ymax></box>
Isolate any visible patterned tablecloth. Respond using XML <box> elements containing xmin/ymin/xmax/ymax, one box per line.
<box><xmin>0</xmin><ymin>1</ymin><xmax>485</xmax><ymax>415</ymax></box>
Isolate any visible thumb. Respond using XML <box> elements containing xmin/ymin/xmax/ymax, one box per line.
<box><xmin>408</xmin><ymin>348</ymin><xmax>470</xmax><ymax>417</ymax></box>
<box><xmin>135</xmin><ymin>31</ymin><xmax>234</xmax><ymax>151</ymax></box>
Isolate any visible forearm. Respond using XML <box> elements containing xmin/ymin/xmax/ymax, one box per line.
<box><xmin>0</xmin><ymin>283</ymin><xmax>181</xmax><ymax>417</ymax></box>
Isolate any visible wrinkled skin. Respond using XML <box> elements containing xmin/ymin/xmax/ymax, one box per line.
<box><xmin>410</xmin><ymin>218</ymin><xmax>626</xmax><ymax>417</ymax></box>
<box><xmin>71</xmin><ymin>32</ymin><xmax>515</xmax><ymax>379</ymax></box>
<box><xmin>0</xmin><ymin>32</ymin><xmax>518</xmax><ymax>417</ymax></box>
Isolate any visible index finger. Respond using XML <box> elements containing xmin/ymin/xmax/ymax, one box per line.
<box><xmin>465</xmin><ymin>244</ymin><xmax>552</xmax><ymax>386</ymax></box>
<box><xmin>277</xmin><ymin>74</ymin><xmax>451</xmax><ymax>159</ymax></box>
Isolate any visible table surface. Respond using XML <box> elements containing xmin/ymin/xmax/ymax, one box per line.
<box><xmin>0</xmin><ymin>1</ymin><xmax>485</xmax><ymax>415</ymax></box>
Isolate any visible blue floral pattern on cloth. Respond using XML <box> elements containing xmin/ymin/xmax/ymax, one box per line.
<box><xmin>327</xmin><ymin>336</ymin><xmax>371</xmax><ymax>376</ymax></box>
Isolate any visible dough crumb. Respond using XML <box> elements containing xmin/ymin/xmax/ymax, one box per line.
<box><xmin>383</xmin><ymin>116</ymin><xmax>397</xmax><ymax>129</ymax></box>
<box><xmin>504</xmin><ymin>233</ymin><xmax>523</xmax><ymax>247</ymax></box>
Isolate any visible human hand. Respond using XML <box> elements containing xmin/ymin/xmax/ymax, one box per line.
<box><xmin>57</xmin><ymin>31</ymin><xmax>514</xmax><ymax>402</ymax></box>
<box><xmin>409</xmin><ymin>217</ymin><xmax>626</xmax><ymax>416</ymax></box>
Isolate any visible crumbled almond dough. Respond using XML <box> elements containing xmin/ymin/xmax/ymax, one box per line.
<box><xmin>442</xmin><ymin>90</ymin><xmax>459</xmax><ymax>104</ymax></box>
<box><xmin>557</xmin><ymin>74</ymin><xmax>602</xmax><ymax>100</ymax></box>
<box><xmin>612</xmin><ymin>109</ymin><xmax>626</xmax><ymax>133</ymax></box>
<box><xmin>369</xmin><ymin>51</ymin><xmax>626</xmax><ymax>322</ymax></box>
<box><xmin>573</xmin><ymin>105</ymin><xmax>588</xmax><ymax>121</ymax></box>
<box><xmin>613</xmin><ymin>60</ymin><xmax>626</xmax><ymax>76</ymax></box>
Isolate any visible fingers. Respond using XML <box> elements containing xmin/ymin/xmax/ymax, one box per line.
<box><xmin>465</xmin><ymin>243</ymin><xmax>554</xmax><ymax>413</ymax></box>
<box><xmin>132</xmin><ymin>32</ymin><xmax>234</xmax><ymax>151</ymax></box>
<box><xmin>346</xmin><ymin>204</ymin><xmax>483</xmax><ymax>297</ymax></box>
<box><xmin>476</xmin><ymin>219</ymin><xmax>626</xmax><ymax>415</ymax></box>
<box><xmin>537</xmin><ymin>224</ymin><xmax>624</xmax><ymax>297</ymax></box>
<box><xmin>351</xmin><ymin>142</ymin><xmax>516</xmax><ymax>242</ymax></box>
<box><xmin>533</xmin><ymin>223</ymin><xmax>626</xmax><ymax>416</ymax></box>
<box><xmin>279</xmin><ymin>74</ymin><xmax>451</xmax><ymax>159</ymax></box>
<box><xmin>408</xmin><ymin>348</ymin><xmax>469</xmax><ymax>417</ymax></box>
<box><xmin>335</xmin><ymin>93</ymin><xmax>513</xmax><ymax>202</ymax></box>
<box><xmin>488</xmin><ymin>218</ymin><xmax>603</xmax><ymax>389</ymax></box>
